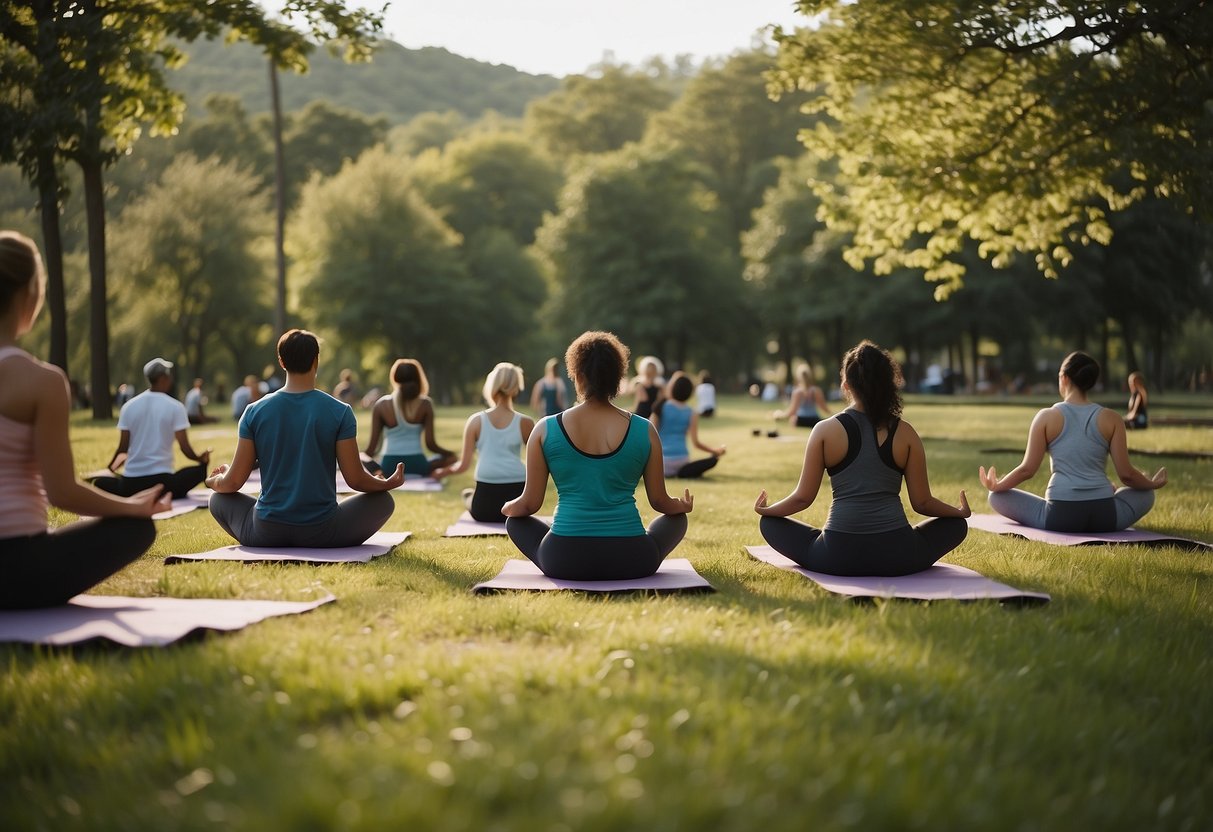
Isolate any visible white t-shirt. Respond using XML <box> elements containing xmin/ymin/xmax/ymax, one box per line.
<box><xmin>695</xmin><ymin>382</ymin><xmax>716</xmax><ymax>414</ymax></box>
<box><xmin>117</xmin><ymin>391</ymin><xmax>189</xmax><ymax>476</ymax></box>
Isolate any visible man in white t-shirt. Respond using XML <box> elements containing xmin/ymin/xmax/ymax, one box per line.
<box><xmin>91</xmin><ymin>358</ymin><xmax>211</xmax><ymax>499</ymax></box>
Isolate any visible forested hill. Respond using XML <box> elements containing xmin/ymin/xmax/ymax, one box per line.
<box><xmin>170</xmin><ymin>37</ymin><xmax>561</xmax><ymax>124</ymax></box>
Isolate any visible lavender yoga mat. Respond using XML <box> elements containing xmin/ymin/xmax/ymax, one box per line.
<box><xmin>153</xmin><ymin>493</ymin><xmax>211</xmax><ymax>520</ymax></box>
<box><xmin>472</xmin><ymin>558</ymin><xmax>715</xmax><ymax>594</ymax></box>
<box><xmin>0</xmin><ymin>593</ymin><xmax>334</xmax><ymax>647</ymax></box>
<box><xmin>443</xmin><ymin>513</ymin><xmax>554</xmax><ymax>538</ymax></box>
<box><xmin>745</xmin><ymin>545</ymin><xmax>1050</xmax><ymax>603</ymax></box>
<box><xmin>967</xmin><ymin>513</ymin><xmax>1213</xmax><ymax>551</ymax></box>
<box><xmin>165</xmin><ymin>531</ymin><xmax>410</xmax><ymax>565</ymax></box>
<box><xmin>238</xmin><ymin>470</ymin><xmax>442</xmax><ymax>495</ymax></box>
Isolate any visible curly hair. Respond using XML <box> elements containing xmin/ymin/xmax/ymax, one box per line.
<box><xmin>565</xmin><ymin>331</ymin><xmax>630</xmax><ymax>402</ymax></box>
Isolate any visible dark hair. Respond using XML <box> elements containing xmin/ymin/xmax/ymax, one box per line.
<box><xmin>0</xmin><ymin>231</ymin><xmax>41</xmax><ymax>313</ymax></box>
<box><xmin>668</xmin><ymin>371</ymin><xmax>694</xmax><ymax>403</ymax></box>
<box><xmin>1061</xmin><ymin>351</ymin><xmax>1100</xmax><ymax>392</ymax></box>
<box><xmin>565</xmin><ymin>331</ymin><xmax>629</xmax><ymax>402</ymax></box>
<box><xmin>391</xmin><ymin>358</ymin><xmax>427</xmax><ymax>401</ymax></box>
<box><xmin>277</xmin><ymin>329</ymin><xmax>320</xmax><ymax>374</ymax></box>
<box><xmin>841</xmin><ymin>340</ymin><xmax>903</xmax><ymax>428</ymax></box>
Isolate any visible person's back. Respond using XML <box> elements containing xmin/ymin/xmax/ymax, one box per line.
<box><xmin>381</xmin><ymin>396</ymin><xmax>424</xmax><ymax>457</ymax></box>
<box><xmin>475</xmin><ymin>411</ymin><xmax>526</xmax><ymax>484</ymax></box>
<box><xmin>656</xmin><ymin>400</ymin><xmax>692</xmax><ymax>460</ymax></box>
<box><xmin>0</xmin><ymin>346</ymin><xmax>47</xmax><ymax>537</ymax></box>
<box><xmin>120</xmin><ymin>390</ymin><xmax>187</xmax><ymax>476</ymax></box>
<box><xmin>231</xmin><ymin>384</ymin><xmax>251</xmax><ymax>419</ymax></box>
<box><xmin>1046</xmin><ymin>402</ymin><xmax>1114</xmax><ymax>501</ymax></box>
<box><xmin>824</xmin><ymin>409</ymin><xmax>908</xmax><ymax>534</ymax></box>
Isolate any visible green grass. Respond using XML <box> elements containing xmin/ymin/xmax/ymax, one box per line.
<box><xmin>3</xmin><ymin>395</ymin><xmax>1211</xmax><ymax>831</ymax></box>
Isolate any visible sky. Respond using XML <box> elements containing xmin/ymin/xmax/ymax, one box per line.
<box><xmin>378</xmin><ymin>1</ymin><xmax>811</xmax><ymax>77</ymax></box>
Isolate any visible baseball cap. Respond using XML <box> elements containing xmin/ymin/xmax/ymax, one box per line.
<box><xmin>144</xmin><ymin>357</ymin><xmax>174</xmax><ymax>381</ymax></box>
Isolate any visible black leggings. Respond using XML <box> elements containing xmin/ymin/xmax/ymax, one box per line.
<box><xmin>505</xmin><ymin>514</ymin><xmax>688</xmax><ymax>580</ymax></box>
<box><xmin>468</xmin><ymin>481</ymin><xmax>524</xmax><ymax>523</ymax></box>
<box><xmin>759</xmin><ymin>515</ymin><xmax>967</xmax><ymax>577</ymax></box>
<box><xmin>672</xmin><ymin>457</ymin><xmax>718</xmax><ymax>479</ymax></box>
<box><xmin>209</xmin><ymin>491</ymin><xmax>395</xmax><ymax>548</ymax></box>
<box><xmin>92</xmin><ymin>463</ymin><xmax>207</xmax><ymax>500</ymax></box>
<box><xmin>0</xmin><ymin>517</ymin><xmax>156</xmax><ymax>609</ymax></box>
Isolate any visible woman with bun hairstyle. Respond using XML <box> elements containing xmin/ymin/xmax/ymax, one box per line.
<box><xmin>502</xmin><ymin>331</ymin><xmax>693</xmax><ymax>580</ymax></box>
<box><xmin>364</xmin><ymin>358</ymin><xmax>455</xmax><ymax>477</ymax></box>
<box><xmin>755</xmin><ymin>340</ymin><xmax>970</xmax><ymax>576</ymax></box>
<box><xmin>653</xmin><ymin>371</ymin><xmax>725</xmax><ymax>479</ymax></box>
<box><xmin>979</xmin><ymin>351</ymin><xmax>1165</xmax><ymax>531</ymax></box>
<box><xmin>0</xmin><ymin>231</ymin><xmax>168</xmax><ymax>608</ymax></box>
<box><xmin>433</xmin><ymin>363</ymin><xmax>534</xmax><ymax>523</ymax></box>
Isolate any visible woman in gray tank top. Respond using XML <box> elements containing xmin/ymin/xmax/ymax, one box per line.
<box><xmin>755</xmin><ymin>341</ymin><xmax>971</xmax><ymax>576</ymax></box>
<box><xmin>978</xmin><ymin>352</ymin><xmax>1165</xmax><ymax>532</ymax></box>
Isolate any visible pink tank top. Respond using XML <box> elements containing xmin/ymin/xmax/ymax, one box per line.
<box><xmin>0</xmin><ymin>346</ymin><xmax>49</xmax><ymax>538</ymax></box>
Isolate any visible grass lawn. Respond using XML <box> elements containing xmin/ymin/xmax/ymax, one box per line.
<box><xmin>2</xmin><ymin>393</ymin><xmax>1211</xmax><ymax>831</ymax></box>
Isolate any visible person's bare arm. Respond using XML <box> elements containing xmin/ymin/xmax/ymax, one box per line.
<box><xmin>502</xmin><ymin>421</ymin><xmax>549</xmax><ymax>516</ymax></box>
<box><xmin>35</xmin><ymin>369</ymin><xmax>170</xmax><ymax>517</ymax></box>
<box><xmin>421</xmin><ymin>400</ymin><xmax>454</xmax><ymax>458</ymax></box>
<box><xmin>174</xmin><ymin>429</ymin><xmax>210</xmax><ymax>467</ymax></box>
<box><xmin>901</xmin><ymin>423</ymin><xmax>970</xmax><ymax>518</ymax></box>
<box><xmin>337</xmin><ymin>437</ymin><xmax>404</xmax><ymax>491</ymax></box>
<box><xmin>205</xmin><ymin>438</ymin><xmax>257</xmax><ymax>493</ymax></box>
<box><xmin>775</xmin><ymin>389</ymin><xmax>806</xmax><ymax>424</ymax></box>
<box><xmin>979</xmin><ymin>408</ymin><xmax>1053</xmax><ymax>492</ymax></box>
<box><xmin>642</xmin><ymin>423</ymin><xmax>693</xmax><ymax>515</ymax></box>
<box><xmin>363</xmin><ymin>401</ymin><xmax>385</xmax><ymax>457</ymax></box>
<box><xmin>519</xmin><ymin>415</ymin><xmax>535</xmax><ymax>443</ymax></box>
<box><xmin>1105</xmin><ymin>412</ymin><xmax>1167</xmax><ymax>490</ymax></box>
<box><xmin>754</xmin><ymin>422</ymin><xmax>829</xmax><ymax>516</ymax></box>
<box><xmin>105</xmin><ymin>430</ymin><xmax>131</xmax><ymax>473</ymax></box>
<box><xmin>688</xmin><ymin>412</ymin><xmax>725</xmax><ymax>456</ymax></box>
<box><xmin>813</xmin><ymin>386</ymin><xmax>831</xmax><ymax>416</ymax></box>
<box><xmin>433</xmin><ymin>414</ymin><xmax>480</xmax><ymax>479</ymax></box>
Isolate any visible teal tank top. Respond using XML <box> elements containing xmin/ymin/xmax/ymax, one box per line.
<box><xmin>381</xmin><ymin>396</ymin><xmax>424</xmax><ymax>458</ymax></box>
<box><xmin>544</xmin><ymin>411</ymin><xmax>650</xmax><ymax>537</ymax></box>
<box><xmin>474</xmin><ymin>411</ymin><xmax>526</xmax><ymax>483</ymax></box>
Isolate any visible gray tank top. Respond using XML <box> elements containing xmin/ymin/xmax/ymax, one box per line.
<box><xmin>824</xmin><ymin>409</ymin><xmax>909</xmax><ymax>534</ymax></box>
<box><xmin>1045</xmin><ymin>402</ymin><xmax>1114</xmax><ymax>501</ymax></box>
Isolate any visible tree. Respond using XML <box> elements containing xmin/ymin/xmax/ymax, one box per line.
<box><xmin>524</xmin><ymin>68</ymin><xmax>674</xmax><ymax>158</ymax></box>
<box><xmin>535</xmin><ymin>144</ymin><xmax>750</xmax><ymax>373</ymax></box>
<box><xmin>107</xmin><ymin>154</ymin><xmax>273</xmax><ymax>387</ymax></box>
<box><xmin>0</xmin><ymin>0</ymin><xmax>383</xmax><ymax>417</ymax></box>
<box><xmin>290</xmin><ymin>146</ymin><xmax>475</xmax><ymax>397</ymax></box>
<box><xmin>389</xmin><ymin>110</ymin><xmax>468</xmax><ymax>157</ymax></box>
<box><xmin>770</xmin><ymin>1</ymin><xmax>1213</xmax><ymax>289</ymax></box>
<box><xmin>275</xmin><ymin>99</ymin><xmax>389</xmax><ymax>204</ymax></box>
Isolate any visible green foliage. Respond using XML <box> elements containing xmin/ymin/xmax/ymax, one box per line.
<box><xmin>289</xmin><ymin>145</ymin><xmax>474</xmax><ymax>388</ymax></box>
<box><xmin>389</xmin><ymin>110</ymin><xmax>468</xmax><ymax>157</ymax></box>
<box><xmin>770</xmin><ymin>1</ymin><xmax>1213</xmax><ymax>288</ymax></box>
<box><xmin>107</xmin><ymin>154</ymin><xmax>273</xmax><ymax>386</ymax></box>
<box><xmin>277</xmin><ymin>99</ymin><xmax>389</xmax><ymax>203</ymax></box>
<box><xmin>170</xmin><ymin>39</ymin><xmax>560</xmax><ymax>124</ymax></box>
<box><xmin>524</xmin><ymin>68</ymin><xmax>674</xmax><ymax>157</ymax></box>
<box><xmin>536</xmin><ymin>144</ymin><xmax>750</xmax><ymax>372</ymax></box>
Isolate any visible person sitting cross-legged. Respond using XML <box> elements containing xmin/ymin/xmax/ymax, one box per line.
<box><xmin>206</xmin><ymin>329</ymin><xmax>402</xmax><ymax>548</ymax></box>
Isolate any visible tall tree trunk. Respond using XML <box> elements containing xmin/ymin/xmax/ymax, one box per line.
<box><xmin>779</xmin><ymin>329</ymin><xmax>793</xmax><ymax>387</ymax></box>
<box><xmin>1100</xmin><ymin>318</ymin><xmax>1111</xmax><ymax>383</ymax></box>
<box><xmin>1119</xmin><ymin>315</ymin><xmax>1140</xmax><ymax>374</ymax></box>
<box><xmin>969</xmin><ymin>323</ymin><xmax>980</xmax><ymax>393</ymax></box>
<box><xmin>81</xmin><ymin>156</ymin><xmax>111</xmax><ymax>419</ymax></box>
<box><xmin>269</xmin><ymin>59</ymin><xmax>287</xmax><ymax>336</ymax></box>
<box><xmin>36</xmin><ymin>153</ymin><xmax>69</xmax><ymax>372</ymax></box>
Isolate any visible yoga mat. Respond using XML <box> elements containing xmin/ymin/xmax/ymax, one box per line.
<box><xmin>165</xmin><ymin>531</ymin><xmax>411</xmax><ymax>565</ymax></box>
<box><xmin>154</xmin><ymin>493</ymin><xmax>211</xmax><ymax>520</ymax></box>
<box><xmin>443</xmin><ymin>513</ymin><xmax>554</xmax><ymax>537</ymax></box>
<box><xmin>472</xmin><ymin>558</ymin><xmax>715</xmax><ymax>594</ymax></box>
<box><xmin>0</xmin><ymin>593</ymin><xmax>334</xmax><ymax>647</ymax></box>
<box><xmin>967</xmin><ymin>513</ymin><xmax>1212</xmax><ymax>551</ymax></box>
<box><xmin>238</xmin><ymin>470</ymin><xmax>442</xmax><ymax>495</ymax></box>
<box><xmin>746</xmin><ymin>546</ymin><xmax>1050</xmax><ymax>604</ymax></box>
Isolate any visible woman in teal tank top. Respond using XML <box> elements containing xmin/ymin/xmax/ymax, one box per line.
<box><xmin>502</xmin><ymin>331</ymin><xmax>694</xmax><ymax>580</ymax></box>
<box><xmin>363</xmin><ymin>358</ymin><xmax>455</xmax><ymax>478</ymax></box>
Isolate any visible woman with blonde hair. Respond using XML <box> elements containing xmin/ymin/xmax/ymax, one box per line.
<box><xmin>0</xmin><ymin>231</ymin><xmax>168</xmax><ymax>608</ymax></box>
<box><xmin>503</xmin><ymin>332</ymin><xmax>693</xmax><ymax>580</ymax></box>
<box><xmin>364</xmin><ymin>358</ymin><xmax>455</xmax><ymax>477</ymax></box>
<box><xmin>631</xmin><ymin>355</ymin><xmax>665</xmax><ymax>419</ymax></box>
<box><xmin>434</xmin><ymin>363</ymin><xmax>535</xmax><ymax>522</ymax></box>
<box><xmin>774</xmin><ymin>363</ymin><xmax>830</xmax><ymax>428</ymax></box>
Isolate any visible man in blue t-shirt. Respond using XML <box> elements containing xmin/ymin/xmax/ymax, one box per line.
<box><xmin>205</xmin><ymin>329</ymin><xmax>404</xmax><ymax>547</ymax></box>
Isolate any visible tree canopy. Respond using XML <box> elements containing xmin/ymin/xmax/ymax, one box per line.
<box><xmin>770</xmin><ymin>1</ymin><xmax>1213</xmax><ymax>289</ymax></box>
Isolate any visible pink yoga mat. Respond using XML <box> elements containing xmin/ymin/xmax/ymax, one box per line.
<box><xmin>153</xmin><ymin>493</ymin><xmax>211</xmax><ymax>520</ymax></box>
<box><xmin>967</xmin><ymin>513</ymin><xmax>1212</xmax><ymax>551</ymax></box>
<box><xmin>165</xmin><ymin>531</ymin><xmax>410</xmax><ymax>565</ymax></box>
<box><xmin>745</xmin><ymin>545</ymin><xmax>1050</xmax><ymax>603</ymax></box>
<box><xmin>472</xmin><ymin>558</ymin><xmax>715</xmax><ymax>594</ymax></box>
<box><xmin>443</xmin><ymin>513</ymin><xmax>554</xmax><ymax>538</ymax></box>
<box><xmin>0</xmin><ymin>593</ymin><xmax>334</xmax><ymax>647</ymax></box>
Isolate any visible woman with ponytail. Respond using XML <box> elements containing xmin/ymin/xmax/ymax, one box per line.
<box><xmin>755</xmin><ymin>340</ymin><xmax>969</xmax><ymax>576</ymax></box>
<box><xmin>364</xmin><ymin>358</ymin><xmax>455</xmax><ymax>477</ymax></box>
<box><xmin>0</xmin><ymin>231</ymin><xmax>168</xmax><ymax>607</ymax></box>
<box><xmin>978</xmin><ymin>351</ymin><xmax>1165</xmax><ymax>531</ymax></box>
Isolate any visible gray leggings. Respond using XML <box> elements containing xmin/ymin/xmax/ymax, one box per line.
<box><xmin>987</xmin><ymin>487</ymin><xmax>1155</xmax><ymax>532</ymax></box>
<box><xmin>759</xmin><ymin>515</ymin><xmax>968</xmax><ymax>577</ymax></box>
<box><xmin>209</xmin><ymin>491</ymin><xmax>395</xmax><ymax>547</ymax></box>
<box><xmin>505</xmin><ymin>514</ymin><xmax>688</xmax><ymax>580</ymax></box>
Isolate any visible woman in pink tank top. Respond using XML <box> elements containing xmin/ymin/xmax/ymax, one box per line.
<box><xmin>0</xmin><ymin>231</ymin><xmax>168</xmax><ymax>608</ymax></box>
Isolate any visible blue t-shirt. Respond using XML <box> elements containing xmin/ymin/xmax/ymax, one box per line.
<box><xmin>656</xmin><ymin>401</ymin><xmax>692</xmax><ymax>459</ymax></box>
<box><xmin>544</xmin><ymin>412</ymin><xmax>650</xmax><ymax>537</ymax></box>
<box><xmin>239</xmin><ymin>389</ymin><xmax>357</xmax><ymax>524</ymax></box>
